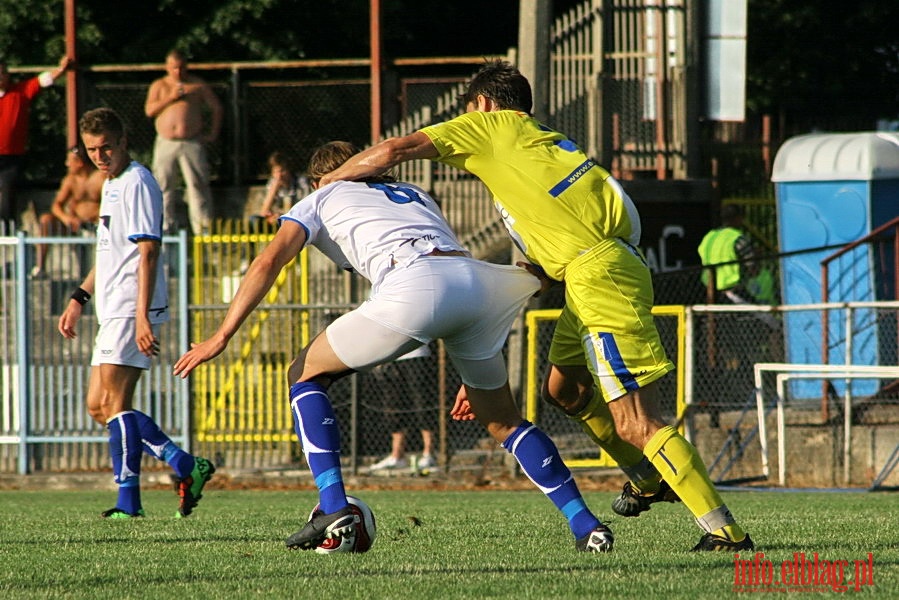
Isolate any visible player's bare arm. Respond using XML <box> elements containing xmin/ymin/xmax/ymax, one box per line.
<box><xmin>173</xmin><ymin>221</ymin><xmax>307</xmax><ymax>378</ymax></box>
<box><xmin>318</xmin><ymin>132</ymin><xmax>438</xmax><ymax>186</ymax></box>
<box><xmin>58</xmin><ymin>267</ymin><xmax>95</xmax><ymax>339</ymax></box>
<box><xmin>134</xmin><ymin>239</ymin><xmax>162</xmax><ymax>357</ymax></box>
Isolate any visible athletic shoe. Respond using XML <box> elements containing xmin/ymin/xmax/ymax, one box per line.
<box><xmin>28</xmin><ymin>266</ymin><xmax>46</xmax><ymax>280</ymax></box>
<box><xmin>367</xmin><ymin>455</ymin><xmax>408</xmax><ymax>472</ymax></box>
<box><xmin>285</xmin><ymin>505</ymin><xmax>356</xmax><ymax>550</ymax></box>
<box><xmin>611</xmin><ymin>480</ymin><xmax>680</xmax><ymax>517</ymax></box>
<box><xmin>417</xmin><ymin>454</ymin><xmax>436</xmax><ymax>469</ymax></box>
<box><xmin>101</xmin><ymin>507</ymin><xmax>145</xmax><ymax>519</ymax></box>
<box><xmin>575</xmin><ymin>523</ymin><xmax>614</xmax><ymax>553</ymax></box>
<box><xmin>173</xmin><ymin>456</ymin><xmax>216</xmax><ymax>517</ymax></box>
<box><xmin>691</xmin><ymin>532</ymin><xmax>754</xmax><ymax>552</ymax></box>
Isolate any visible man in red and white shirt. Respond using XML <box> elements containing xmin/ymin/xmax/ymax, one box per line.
<box><xmin>0</xmin><ymin>55</ymin><xmax>71</xmax><ymax>223</ymax></box>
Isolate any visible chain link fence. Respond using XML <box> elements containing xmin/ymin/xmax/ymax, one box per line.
<box><xmin>3</xmin><ymin>225</ymin><xmax>898</xmax><ymax>487</ymax></box>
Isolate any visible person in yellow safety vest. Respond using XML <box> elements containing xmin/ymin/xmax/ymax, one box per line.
<box><xmin>698</xmin><ymin>204</ymin><xmax>775</xmax><ymax>305</ymax></box>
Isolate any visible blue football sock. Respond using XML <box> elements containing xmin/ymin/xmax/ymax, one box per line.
<box><xmin>108</xmin><ymin>412</ymin><xmax>143</xmax><ymax>514</ymax></box>
<box><xmin>132</xmin><ymin>410</ymin><xmax>194</xmax><ymax>478</ymax></box>
<box><xmin>116</xmin><ymin>480</ymin><xmax>141</xmax><ymax>515</ymax></box>
<box><xmin>502</xmin><ymin>420</ymin><xmax>601</xmax><ymax>539</ymax></box>
<box><xmin>290</xmin><ymin>381</ymin><xmax>347</xmax><ymax>514</ymax></box>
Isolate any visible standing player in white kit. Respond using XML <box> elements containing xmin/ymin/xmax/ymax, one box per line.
<box><xmin>59</xmin><ymin>107</ymin><xmax>215</xmax><ymax>519</ymax></box>
<box><xmin>173</xmin><ymin>141</ymin><xmax>615</xmax><ymax>553</ymax></box>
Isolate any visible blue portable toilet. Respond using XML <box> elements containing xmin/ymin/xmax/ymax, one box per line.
<box><xmin>772</xmin><ymin>132</ymin><xmax>899</xmax><ymax>398</ymax></box>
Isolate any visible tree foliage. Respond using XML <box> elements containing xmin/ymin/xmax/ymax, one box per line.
<box><xmin>747</xmin><ymin>0</ymin><xmax>899</xmax><ymax>128</ymax></box>
<box><xmin>0</xmin><ymin>0</ymin><xmax>533</xmax><ymax>66</ymax></box>
<box><xmin>2</xmin><ymin>1</ymin><xmax>896</xmax><ymax>133</ymax></box>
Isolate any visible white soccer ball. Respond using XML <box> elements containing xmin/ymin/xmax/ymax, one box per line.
<box><xmin>308</xmin><ymin>495</ymin><xmax>377</xmax><ymax>554</ymax></box>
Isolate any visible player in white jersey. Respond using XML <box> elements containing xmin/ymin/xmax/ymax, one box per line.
<box><xmin>174</xmin><ymin>141</ymin><xmax>615</xmax><ymax>553</ymax></box>
<box><xmin>58</xmin><ymin>108</ymin><xmax>214</xmax><ymax>519</ymax></box>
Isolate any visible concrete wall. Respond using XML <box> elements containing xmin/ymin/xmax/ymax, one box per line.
<box><xmin>691</xmin><ymin>410</ymin><xmax>899</xmax><ymax>489</ymax></box>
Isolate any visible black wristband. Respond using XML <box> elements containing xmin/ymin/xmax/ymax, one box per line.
<box><xmin>70</xmin><ymin>287</ymin><xmax>91</xmax><ymax>305</ymax></box>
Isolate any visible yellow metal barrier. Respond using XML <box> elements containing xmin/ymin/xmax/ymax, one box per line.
<box><xmin>524</xmin><ymin>305</ymin><xmax>686</xmax><ymax>468</ymax></box>
<box><xmin>191</xmin><ymin>230</ymin><xmax>310</xmax><ymax>443</ymax></box>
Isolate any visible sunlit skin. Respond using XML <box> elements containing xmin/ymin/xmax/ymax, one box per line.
<box><xmin>81</xmin><ymin>132</ymin><xmax>130</xmax><ymax>179</ymax></box>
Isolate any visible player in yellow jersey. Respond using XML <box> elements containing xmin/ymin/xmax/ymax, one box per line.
<box><xmin>320</xmin><ymin>60</ymin><xmax>753</xmax><ymax>552</ymax></box>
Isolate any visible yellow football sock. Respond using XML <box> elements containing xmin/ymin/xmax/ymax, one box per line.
<box><xmin>569</xmin><ymin>390</ymin><xmax>660</xmax><ymax>494</ymax></box>
<box><xmin>644</xmin><ymin>425</ymin><xmax>746</xmax><ymax>541</ymax></box>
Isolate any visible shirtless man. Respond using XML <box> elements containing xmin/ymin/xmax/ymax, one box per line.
<box><xmin>144</xmin><ymin>49</ymin><xmax>222</xmax><ymax>235</ymax></box>
<box><xmin>31</xmin><ymin>145</ymin><xmax>105</xmax><ymax>279</ymax></box>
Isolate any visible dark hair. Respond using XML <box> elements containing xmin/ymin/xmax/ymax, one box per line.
<box><xmin>268</xmin><ymin>150</ymin><xmax>293</xmax><ymax>171</ymax></box>
<box><xmin>461</xmin><ymin>59</ymin><xmax>533</xmax><ymax>113</ymax></box>
<box><xmin>307</xmin><ymin>141</ymin><xmax>395</xmax><ymax>184</ymax></box>
<box><xmin>79</xmin><ymin>107</ymin><xmax>126</xmax><ymax>140</ymax></box>
<box><xmin>167</xmin><ymin>48</ymin><xmax>187</xmax><ymax>62</ymax></box>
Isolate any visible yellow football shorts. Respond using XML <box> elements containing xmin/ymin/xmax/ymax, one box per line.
<box><xmin>548</xmin><ymin>238</ymin><xmax>674</xmax><ymax>402</ymax></box>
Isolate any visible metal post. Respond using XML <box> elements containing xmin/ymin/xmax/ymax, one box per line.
<box><xmin>683</xmin><ymin>307</ymin><xmax>695</xmax><ymax>442</ymax></box>
<box><xmin>843</xmin><ymin>306</ymin><xmax>853</xmax><ymax>485</ymax></box>
<box><xmin>16</xmin><ymin>232</ymin><xmax>31</xmax><ymax>474</ymax></box>
<box><xmin>517</xmin><ymin>0</ymin><xmax>553</xmax><ymax>123</ymax></box>
<box><xmin>370</xmin><ymin>0</ymin><xmax>383</xmax><ymax>143</ymax></box>
<box><xmin>230</xmin><ymin>68</ymin><xmax>241</xmax><ymax>184</ymax></box>
<box><xmin>350</xmin><ymin>373</ymin><xmax>359</xmax><ymax>474</ymax></box>
<box><xmin>177</xmin><ymin>229</ymin><xmax>191</xmax><ymax>452</ymax></box>
<box><xmin>64</xmin><ymin>0</ymin><xmax>79</xmax><ymax>148</ymax></box>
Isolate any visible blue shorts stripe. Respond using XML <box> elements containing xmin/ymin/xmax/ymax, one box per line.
<box><xmin>599</xmin><ymin>332</ymin><xmax>640</xmax><ymax>392</ymax></box>
<box><xmin>548</xmin><ymin>159</ymin><xmax>597</xmax><ymax>197</ymax></box>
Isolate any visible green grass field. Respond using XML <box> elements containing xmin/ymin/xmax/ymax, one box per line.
<box><xmin>0</xmin><ymin>488</ymin><xmax>895</xmax><ymax>599</ymax></box>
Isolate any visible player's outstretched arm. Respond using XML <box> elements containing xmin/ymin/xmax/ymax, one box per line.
<box><xmin>173</xmin><ymin>221</ymin><xmax>306</xmax><ymax>378</ymax></box>
<box><xmin>318</xmin><ymin>132</ymin><xmax>438</xmax><ymax>186</ymax></box>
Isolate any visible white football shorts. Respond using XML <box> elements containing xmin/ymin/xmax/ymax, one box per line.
<box><xmin>91</xmin><ymin>318</ymin><xmax>161</xmax><ymax>370</ymax></box>
<box><xmin>326</xmin><ymin>256</ymin><xmax>539</xmax><ymax>389</ymax></box>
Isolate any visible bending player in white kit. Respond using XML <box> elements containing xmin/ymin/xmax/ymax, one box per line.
<box><xmin>173</xmin><ymin>141</ymin><xmax>614</xmax><ymax>553</ymax></box>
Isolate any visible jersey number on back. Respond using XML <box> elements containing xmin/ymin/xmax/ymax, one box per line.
<box><xmin>367</xmin><ymin>183</ymin><xmax>426</xmax><ymax>207</ymax></box>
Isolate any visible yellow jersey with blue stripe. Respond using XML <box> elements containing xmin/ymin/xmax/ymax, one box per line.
<box><xmin>420</xmin><ymin>110</ymin><xmax>642</xmax><ymax>281</ymax></box>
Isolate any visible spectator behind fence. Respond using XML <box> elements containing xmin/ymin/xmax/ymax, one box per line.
<box><xmin>30</xmin><ymin>144</ymin><xmax>105</xmax><ymax>279</ymax></box>
<box><xmin>0</xmin><ymin>55</ymin><xmax>72</xmax><ymax>225</ymax></box>
<box><xmin>174</xmin><ymin>140</ymin><xmax>615</xmax><ymax>554</ymax></box>
<box><xmin>697</xmin><ymin>204</ymin><xmax>780</xmax><ymax>428</ymax></box>
<box><xmin>58</xmin><ymin>107</ymin><xmax>215</xmax><ymax>519</ymax></box>
<box><xmin>697</xmin><ymin>204</ymin><xmax>775</xmax><ymax>306</ymax></box>
<box><xmin>250</xmin><ymin>150</ymin><xmax>311</xmax><ymax>230</ymax></box>
<box><xmin>366</xmin><ymin>344</ymin><xmax>438</xmax><ymax>474</ymax></box>
<box><xmin>144</xmin><ymin>49</ymin><xmax>222</xmax><ymax>235</ymax></box>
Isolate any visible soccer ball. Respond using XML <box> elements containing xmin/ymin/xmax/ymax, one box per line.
<box><xmin>308</xmin><ymin>495</ymin><xmax>377</xmax><ymax>554</ymax></box>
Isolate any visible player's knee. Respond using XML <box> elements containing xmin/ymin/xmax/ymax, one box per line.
<box><xmin>287</xmin><ymin>350</ymin><xmax>307</xmax><ymax>384</ymax></box>
<box><xmin>541</xmin><ymin>381</ymin><xmax>588</xmax><ymax>415</ymax></box>
<box><xmin>87</xmin><ymin>405</ymin><xmax>105</xmax><ymax>425</ymax></box>
<box><xmin>288</xmin><ymin>348</ymin><xmax>352</xmax><ymax>387</ymax></box>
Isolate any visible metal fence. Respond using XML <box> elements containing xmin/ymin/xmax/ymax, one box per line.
<box><xmin>0</xmin><ymin>230</ymin><xmax>191</xmax><ymax>474</ymax></box>
<box><xmin>3</xmin><ymin>227</ymin><xmax>899</xmax><ymax>488</ymax></box>
<box><xmin>14</xmin><ymin>1</ymin><xmax>721</xmax><ymax>192</ymax></box>
<box><xmin>3</xmin><ymin>0</ymin><xmax>897</xmax><ymax>483</ymax></box>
